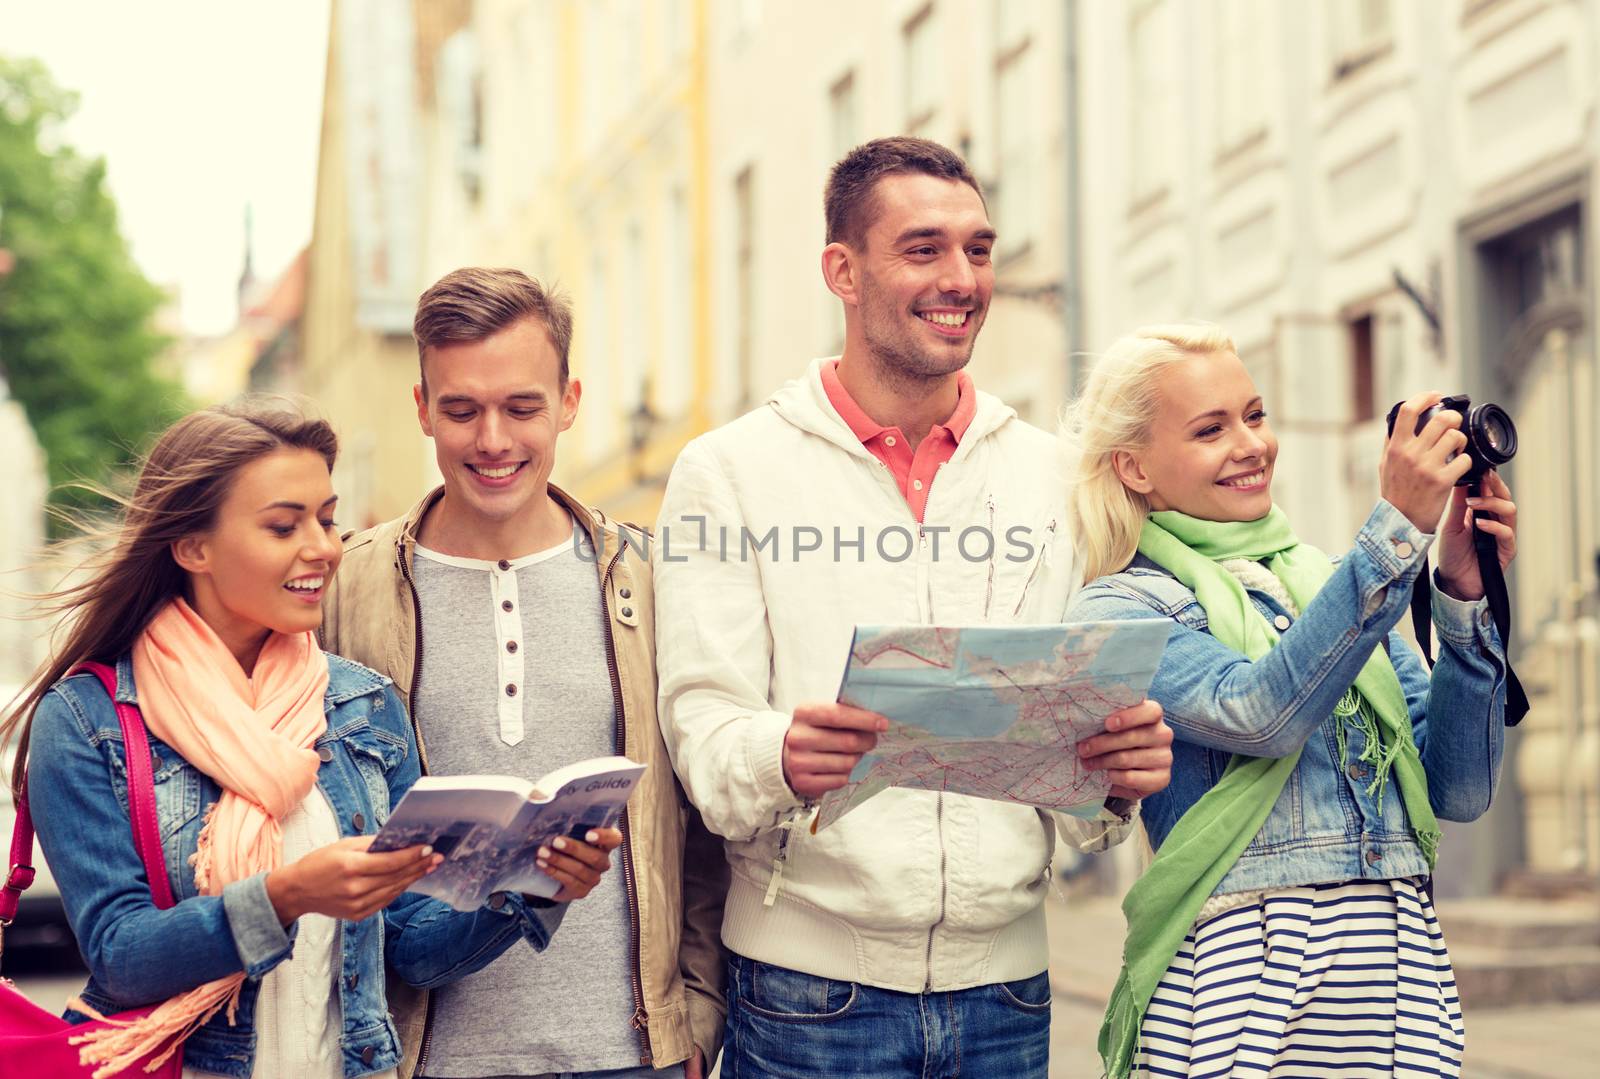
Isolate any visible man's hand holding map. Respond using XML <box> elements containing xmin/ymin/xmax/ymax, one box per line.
<box><xmin>812</xmin><ymin>620</ymin><xmax>1174</xmax><ymax>830</ymax></box>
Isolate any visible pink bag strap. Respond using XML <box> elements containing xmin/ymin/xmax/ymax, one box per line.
<box><xmin>1</xmin><ymin>662</ymin><xmax>175</xmax><ymax>929</ymax></box>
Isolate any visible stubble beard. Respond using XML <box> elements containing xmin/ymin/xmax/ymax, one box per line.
<box><xmin>859</xmin><ymin>296</ymin><xmax>981</xmax><ymax>396</ymax></box>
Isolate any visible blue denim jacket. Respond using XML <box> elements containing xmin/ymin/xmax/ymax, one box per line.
<box><xmin>28</xmin><ymin>652</ymin><xmax>565</xmax><ymax>1078</ymax></box>
<box><xmin>1067</xmin><ymin>501</ymin><xmax>1508</xmax><ymax>896</ymax></box>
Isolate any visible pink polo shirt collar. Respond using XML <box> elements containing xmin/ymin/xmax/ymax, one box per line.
<box><xmin>820</xmin><ymin>359</ymin><xmax>976</xmax><ymax>522</ymax></box>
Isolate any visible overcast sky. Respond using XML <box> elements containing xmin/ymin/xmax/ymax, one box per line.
<box><xmin>1</xmin><ymin>0</ymin><xmax>330</xmax><ymax>335</ymax></box>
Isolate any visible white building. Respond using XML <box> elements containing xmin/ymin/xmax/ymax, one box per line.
<box><xmin>710</xmin><ymin>0</ymin><xmax>1599</xmax><ymax>893</ymax></box>
<box><xmin>0</xmin><ymin>374</ymin><xmax>48</xmax><ymax>685</ymax></box>
<box><xmin>1076</xmin><ymin>0</ymin><xmax>1599</xmax><ymax>894</ymax></box>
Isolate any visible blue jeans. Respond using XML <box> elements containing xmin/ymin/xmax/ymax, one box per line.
<box><xmin>435</xmin><ymin>1066</ymin><xmax>685</xmax><ymax>1079</ymax></box>
<box><xmin>722</xmin><ymin>953</ymin><xmax>1051</xmax><ymax>1078</ymax></box>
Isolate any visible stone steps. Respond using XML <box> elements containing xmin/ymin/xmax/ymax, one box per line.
<box><xmin>1439</xmin><ymin>897</ymin><xmax>1600</xmax><ymax>1008</ymax></box>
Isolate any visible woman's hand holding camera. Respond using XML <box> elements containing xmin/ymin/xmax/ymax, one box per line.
<box><xmin>1380</xmin><ymin>392</ymin><xmax>1473</xmax><ymax>534</ymax></box>
<box><xmin>1435</xmin><ymin>469</ymin><xmax>1518</xmax><ymax>601</ymax></box>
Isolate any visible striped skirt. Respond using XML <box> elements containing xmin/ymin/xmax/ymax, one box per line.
<box><xmin>1134</xmin><ymin>878</ymin><xmax>1464</xmax><ymax>1078</ymax></box>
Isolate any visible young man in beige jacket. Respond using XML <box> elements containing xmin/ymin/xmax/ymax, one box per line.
<box><xmin>323</xmin><ymin>268</ymin><xmax>726</xmax><ymax>1079</ymax></box>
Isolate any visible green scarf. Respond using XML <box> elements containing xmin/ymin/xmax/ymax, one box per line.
<box><xmin>1098</xmin><ymin>506</ymin><xmax>1441</xmax><ymax>1079</ymax></box>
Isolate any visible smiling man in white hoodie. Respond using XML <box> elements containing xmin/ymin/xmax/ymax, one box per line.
<box><xmin>651</xmin><ymin>137</ymin><xmax>1174</xmax><ymax>1077</ymax></box>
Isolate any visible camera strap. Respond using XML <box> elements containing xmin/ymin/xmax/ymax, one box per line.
<box><xmin>1408</xmin><ymin>522</ymin><xmax>1529</xmax><ymax>727</ymax></box>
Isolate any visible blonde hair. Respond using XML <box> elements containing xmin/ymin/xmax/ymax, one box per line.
<box><xmin>1062</xmin><ymin>323</ymin><xmax>1237</xmax><ymax>582</ymax></box>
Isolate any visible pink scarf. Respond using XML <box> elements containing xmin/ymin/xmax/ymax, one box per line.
<box><xmin>70</xmin><ymin>598</ymin><xmax>329</xmax><ymax>1077</ymax></box>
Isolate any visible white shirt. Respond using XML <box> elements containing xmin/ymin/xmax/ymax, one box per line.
<box><xmin>184</xmin><ymin>788</ymin><xmax>397</xmax><ymax>1079</ymax></box>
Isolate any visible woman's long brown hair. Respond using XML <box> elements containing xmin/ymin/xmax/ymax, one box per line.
<box><xmin>0</xmin><ymin>400</ymin><xmax>338</xmax><ymax>798</ymax></box>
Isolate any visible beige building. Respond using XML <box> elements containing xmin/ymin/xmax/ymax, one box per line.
<box><xmin>1076</xmin><ymin>0</ymin><xmax>1599</xmax><ymax>895</ymax></box>
<box><xmin>418</xmin><ymin>0</ymin><xmax>716</xmax><ymax>526</ymax></box>
<box><xmin>305</xmin><ymin>0</ymin><xmax>1596</xmax><ymax>895</ymax></box>
<box><xmin>303</xmin><ymin>0</ymin><xmax>716</xmax><ymax>528</ymax></box>
<box><xmin>302</xmin><ymin>0</ymin><xmax>446</xmax><ymax>530</ymax></box>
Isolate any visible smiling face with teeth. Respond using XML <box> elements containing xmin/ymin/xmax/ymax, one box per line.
<box><xmin>1112</xmin><ymin>350</ymin><xmax>1279</xmax><ymax>523</ymax></box>
<box><xmin>414</xmin><ymin>317</ymin><xmax>580</xmax><ymax>557</ymax></box>
<box><xmin>171</xmin><ymin>447</ymin><xmax>342</xmax><ymax>669</ymax></box>
<box><xmin>825</xmin><ymin>173</ymin><xmax>995</xmax><ymax>386</ymax></box>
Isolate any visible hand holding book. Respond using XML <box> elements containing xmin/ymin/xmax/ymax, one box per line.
<box><xmin>534</xmin><ymin>827</ymin><xmax>621</xmax><ymax>902</ymax></box>
<box><xmin>371</xmin><ymin>756</ymin><xmax>646</xmax><ymax>911</ymax></box>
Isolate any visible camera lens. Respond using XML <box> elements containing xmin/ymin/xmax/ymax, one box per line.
<box><xmin>1469</xmin><ymin>404</ymin><xmax>1517</xmax><ymax>466</ymax></box>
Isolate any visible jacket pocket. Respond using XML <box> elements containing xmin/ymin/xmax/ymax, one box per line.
<box><xmin>989</xmin><ymin>516</ymin><xmax>1058</xmax><ymax>623</ymax></box>
<box><xmin>121</xmin><ymin>739</ymin><xmax>201</xmax><ymax>846</ymax></box>
<box><xmin>1243</xmin><ymin>763</ymin><xmax>1304</xmax><ymax>853</ymax></box>
<box><xmin>992</xmin><ymin>971</ymin><xmax>1053</xmax><ymax>1014</ymax></box>
<box><xmin>339</xmin><ymin>721</ymin><xmax>407</xmax><ymax>826</ymax></box>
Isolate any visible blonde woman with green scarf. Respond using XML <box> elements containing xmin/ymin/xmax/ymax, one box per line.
<box><xmin>1063</xmin><ymin>324</ymin><xmax>1515</xmax><ymax>1078</ymax></box>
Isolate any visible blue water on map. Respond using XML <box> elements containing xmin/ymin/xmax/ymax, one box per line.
<box><xmin>838</xmin><ymin>620</ymin><xmax>1173</xmax><ymax>746</ymax></box>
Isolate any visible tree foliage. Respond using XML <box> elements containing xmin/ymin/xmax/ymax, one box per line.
<box><xmin>0</xmin><ymin>55</ymin><xmax>187</xmax><ymax>526</ymax></box>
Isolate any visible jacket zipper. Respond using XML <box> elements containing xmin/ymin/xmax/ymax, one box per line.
<box><xmin>919</xmin><ymin>465</ymin><xmax>950</xmax><ymax>990</ymax></box>
<box><xmin>1012</xmin><ymin>518</ymin><xmax>1056</xmax><ymax>617</ymax></box>
<box><xmin>599</xmin><ymin>543</ymin><xmax>653</xmax><ymax>1065</ymax></box>
<box><xmin>982</xmin><ymin>494</ymin><xmax>997</xmax><ymax>620</ymax></box>
<box><xmin>923</xmin><ymin>792</ymin><xmax>947</xmax><ymax>991</ymax></box>
<box><xmin>396</xmin><ymin>541</ymin><xmax>437</xmax><ymax>1079</ymax></box>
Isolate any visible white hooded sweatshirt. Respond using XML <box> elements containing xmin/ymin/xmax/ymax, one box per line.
<box><xmin>652</xmin><ymin>358</ymin><xmax>1131</xmax><ymax>992</ymax></box>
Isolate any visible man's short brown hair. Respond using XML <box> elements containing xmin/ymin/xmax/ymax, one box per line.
<box><xmin>412</xmin><ymin>267</ymin><xmax>574</xmax><ymax>396</ymax></box>
<box><xmin>824</xmin><ymin>136</ymin><xmax>986</xmax><ymax>250</ymax></box>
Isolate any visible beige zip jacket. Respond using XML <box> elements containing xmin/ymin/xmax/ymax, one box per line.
<box><xmin>322</xmin><ymin>485</ymin><xmax>728</xmax><ymax>1077</ymax></box>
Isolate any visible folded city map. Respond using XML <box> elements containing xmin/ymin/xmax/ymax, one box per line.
<box><xmin>812</xmin><ymin>621</ymin><xmax>1174</xmax><ymax>831</ymax></box>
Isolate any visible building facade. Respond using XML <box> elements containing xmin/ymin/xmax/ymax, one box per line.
<box><xmin>304</xmin><ymin>0</ymin><xmax>1597</xmax><ymax>891</ymax></box>
<box><xmin>302</xmin><ymin>0</ymin><xmax>445</xmax><ymax>531</ymax></box>
<box><xmin>1076</xmin><ymin>0</ymin><xmax>1599</xmax><ymax>892</ymax></box>
<box><xmin>304</xmin><ymin>0</ymin><xmax>716</xmax><ymax>528</ymax></box>
<box><xmin>706</xmin><ymin>0</ymin><xmax>1079</xmax><ymax>429</ymax></box>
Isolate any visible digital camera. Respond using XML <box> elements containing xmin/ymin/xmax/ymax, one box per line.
<box><xmin>1384</xmin><ymin>394</ymin><xmax>1516</xmax><ymax>485</ymax></box>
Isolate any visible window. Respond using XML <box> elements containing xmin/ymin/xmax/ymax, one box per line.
<box><xmin>1214</xmin><ymin>0</ymin><xmax>1268</xmax><ymax>152</ymax></box>
<box><xmin>622</xmin><ymin>219</ymin><xmax>645</xmax><ymax>414</ymax></box>
<box><xmin>993</xmin><ymin>23</ymin><xmax>1034</xmax><ymax>251</ymax></box>
<box><xmin>903</xmin><ymin>5</ymin><xmax>940</xmax><ymax>134</ymax></box>
<box><xmin>514</xmin><ymin>7</ymin><xmax>558</xmax><ymax>178</ymax></box>
<box><xmin>1128</xmin><ymin>1</ymin><xmax>1176</xmax><ymax>202</ymax></box>
<box><xmin>995</xmin><ymin>0</ymin><xmax>1031</xmax><ymax>51</ymax></box>
<box><xmin>1349</xmin><ymin>313</ymin><xmax>1375</xmax><ymax>422</ymax></box>
<box><xmin>438</xmin><ymin>30</ymin><xmax>483</xmax><ymax>204</ymax></box>
<box><xmin>733</xmin><ymin>166</ymin><xmax>756</xmax><ymax>408</ymax></box>
<box><xmin>826</xmin><ymin>71</ymin><xmax>857</xmax><ymax>351</ymax></box>
<box><xmin>580</xmin><ymin>2</ymin><xmax>619</xmax><ymax>148</ymax></box>
<box><xmin>829</xmin><ymin>70</ymin><xmax>858</xmax><ymax>161</ymax></box>
<box><xmin>583</xmin><ymin>252</ymin><xmax>614</xmax><ymax>462</ymax></box>
<box><xmin>1330</xmin><ymin>0</ymin><xmax>1392</xmax><ymax>78</ymax></box>
<box><xmin>730</xmin><ymin>0</ymin><xmax>764</xmax><ymax>46</ymax></box>
<box><xmin>617</xmin><ymin>1</ymin><xmax>643</xmax><ymax>107</ymax></box>
<box><xmin>660</xmin><ymin>185</ymin><xmax>693</xmax><ymax>417</ymax></box>
<box><xmin>1480</xmin><ymin>205</ymin><xmax>1584</xmax><ymax>347</ymax></box>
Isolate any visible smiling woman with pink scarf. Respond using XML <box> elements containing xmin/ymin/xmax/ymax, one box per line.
<box><xmin>3</xmin><ymin>403</ymin><xmax>618</xmax><ymax>1078</ymax></box>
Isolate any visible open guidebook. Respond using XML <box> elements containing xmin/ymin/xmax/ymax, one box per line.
<box><xmin>812</xmin><ymin>620</ymin><xmax>1174</xmax><ymax>831</ymax></box>
<box><xmin>370</xmin><ymin>755</ymin><xmax>646</xmax><ymax>910</ymax></box>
